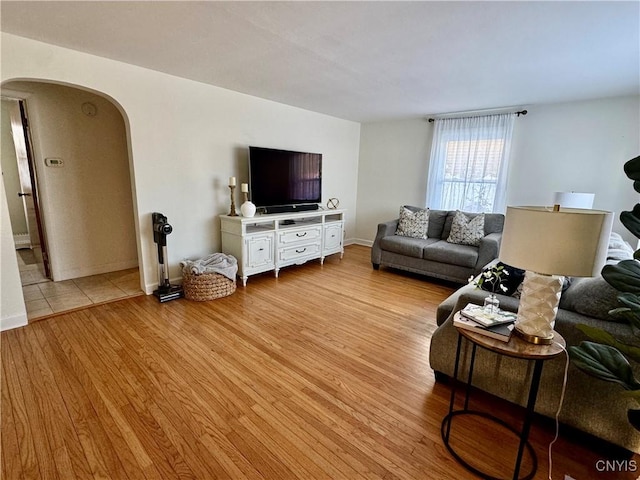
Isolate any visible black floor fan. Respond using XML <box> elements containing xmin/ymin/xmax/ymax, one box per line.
<box><xmin>152</xmin><ymin>212</ymin><xmax>183</xmax><ymax>302</ymax></box>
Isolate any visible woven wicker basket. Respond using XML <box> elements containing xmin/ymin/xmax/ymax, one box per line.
<box><xmin>182</xmin><ymin>272</ymin><xmax>236</xmax><ymax>301</ymax></box>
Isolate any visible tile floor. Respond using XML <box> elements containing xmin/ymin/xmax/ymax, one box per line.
<box><xmin>18</xmin><ymin>249</ymin><xmax>142</xmax><ymax>320</ymax></box>
<box><xmin>17</xmin><ymin>246</ymin><xmax>48</xmax><ymax>286</ymax></box>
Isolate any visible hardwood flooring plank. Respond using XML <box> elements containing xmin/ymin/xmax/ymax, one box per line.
<box><xmin>1</xmin><ymin>357</ymin><xmax>25</xmax><ymax>480</ymax></box>
<box><xmin>45</xmin><ymin>319</ymin><xmax>136</xmax><ymax>479</ymax></box>
<box><xmin>2</xmin><ymin>245</ymin><xmax>638</xmax><ymax>480</ymax></box>
<box><xmin>6</xmin><ymin>332</ymin><xmax>59</xmax><ymax>479</ymax></box>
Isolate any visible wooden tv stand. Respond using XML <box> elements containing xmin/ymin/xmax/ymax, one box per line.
<box><xmin>220</xmin><ymin>209</ymin><xmax>345</xmax><ymax>286</ymax></box>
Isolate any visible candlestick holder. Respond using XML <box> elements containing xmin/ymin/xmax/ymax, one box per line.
<box><xmin>228</xmin><ymin>185</ymin><xmax>238</xmax><ymax>216</ymax></box>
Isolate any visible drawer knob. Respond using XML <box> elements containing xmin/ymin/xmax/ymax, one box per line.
<box><xmin>296</xmin><ymin>232</ymin><xmax>307</xmax><ymax>237</ymax></box>
<box><xmin>296</xmin><ymin>248</ymin><xmax>307</xmax><ymax>253</ymax></box>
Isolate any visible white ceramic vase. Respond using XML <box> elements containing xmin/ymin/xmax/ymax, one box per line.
<box><xmin>241</xmin><ymin>200</ymin><xmax>256</xmax><ymax>218</ymax></box>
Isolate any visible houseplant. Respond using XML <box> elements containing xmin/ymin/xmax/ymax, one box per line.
<box><xmin>469</xmin><ymin>263</ymin><xmax>510</xmax><ymax>313</ymax></box>
<box><xmin>569</xmin><ymin>155</ymin><xmax>640</xmax><ymax>429</ymax></box>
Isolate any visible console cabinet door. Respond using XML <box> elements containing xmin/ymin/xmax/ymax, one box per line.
<box><xmin>245</xmin><ymin>234</ymin><xmax>274</xmax><ymax>270</ymax></box>
<box><xmin>323</xmin><ymin>222</ymin><xmax>343</xmax><ymax>254</ymax></box>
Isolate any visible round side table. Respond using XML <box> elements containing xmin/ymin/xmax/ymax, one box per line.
<box><xmin>441</xmin><ymin>312</ymin><xmax>566</xmax><ymax>480</ymax></box>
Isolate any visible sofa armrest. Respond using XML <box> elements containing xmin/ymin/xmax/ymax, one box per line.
<box><xmin>371</xmin><ymin>219</ymin><xmax>399</xmax><ymax>265</ymax></box>
<box><xmin>475</xmin><ymin>232</ymin><xmax>502</xmax><ymax>273</ymax></box>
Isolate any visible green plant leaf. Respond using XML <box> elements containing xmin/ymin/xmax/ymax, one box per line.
<box><xmin>577</xmin><ymin>324</ymin><xmax>619</xmax><ymax>345</ymax></box>
<box><xmin>608</xmin><ymin>307</ymin><xmax>640</xmax><ymax>328</ymax></box>
<box><xmin>621</xmin><ymin>390</ymin><xmax>640</xmax><ymax>401</ymax></box>
<box><xmin>569</xmin><ymin>341</ymin><xmax>640</xmax><ymax>390</ymax></box>
<box><xmin>618</xmin><ymin>293</ymin><xmax>640</xmax><ymax>310</ymax></box>
<box><xmin>624</xmin><ymin>155</ymin><xmax>640</xmax><ymax>181</ymax></box>
<box><xmin>602</xmin><ymin>261</ymin><xmax>640</xmax><ymax>295</ymax></box>
<box><xmin>621</xmin><ymin>206</ymin><xmax>640</xmax><ymax>239</ymax></box>
<box><xmin>576</xmin><ymin>325</ymin><xmax>640</xmax><ymax>364</ymax></box>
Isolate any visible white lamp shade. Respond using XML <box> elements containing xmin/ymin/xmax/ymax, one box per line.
<box><xmin>553</xmin><ymin>192</ymin><xmax>595</xmax><ymax>209</ymax></box>
<box><xmin>499</xmin><ymin>206</ymin><xmax>614</xmax><ymax>277</ymax></box>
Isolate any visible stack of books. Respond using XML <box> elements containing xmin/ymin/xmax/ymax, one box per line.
<box><xmin>453</xmin><ymin>304</ymin><xmax>517</xmax><ymax>342</ymax></box>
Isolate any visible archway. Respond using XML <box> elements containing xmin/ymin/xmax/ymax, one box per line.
<box><xmin>1</xmin><ymin>79</ymin><xmax>142</xmax><ymax>320</ymax></box>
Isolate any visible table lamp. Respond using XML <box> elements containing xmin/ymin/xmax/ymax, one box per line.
<box><xmin>552</xmin><ymin>191</ymin><xmax>595</xmax><ymax>209</ymax></box>
<box><xmin>499</xmin><ymin>206</ymin><xmax>613</xmax><ymax>344</ymax></box>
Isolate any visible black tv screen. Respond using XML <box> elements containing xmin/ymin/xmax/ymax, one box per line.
<box><xmin>248</xmin><ymin>146</ymin><xmax>322</xmax><ymax>208</ymax></box>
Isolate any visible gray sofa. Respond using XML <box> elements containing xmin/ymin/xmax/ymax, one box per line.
<box><xmin>430</xmin><ymin>274</ymin><xmax>640</xmax><ymax>453</ymax></box>
<box><xmin>371</xmin><ymin>208</ymin><xmax>505</xmax><ymax>284</ymax></box>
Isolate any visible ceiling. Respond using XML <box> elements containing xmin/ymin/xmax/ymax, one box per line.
<box><xmin>1</xmin><ymin>1</ymin><xmax>639</xmax><ymax>122</ymax></box>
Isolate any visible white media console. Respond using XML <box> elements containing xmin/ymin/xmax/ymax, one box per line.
<box><xmin>220</xmin><ymin>209</ymin><xmax>345</xmax><ymax>286</ymax></box>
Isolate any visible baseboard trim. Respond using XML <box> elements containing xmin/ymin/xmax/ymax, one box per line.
<box><xmin>55</xmin><ymin>260</ymin><xmax>139</xmax><ymax>282</ymax></box>
<box><xmin>1</xmin><ymin>312</ymin><xmax>28</xmax><ymax>332</ymax></box>
<box><xmin>351</xmin><ymin>238</ymin><xmax>373</xmax><ymax>247</ymax></box>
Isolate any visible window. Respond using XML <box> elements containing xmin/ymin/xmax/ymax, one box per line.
<box><xmin>426</xmin><ymin>114</ymin><xmax>515</xmax><ymax>213</ymax></box>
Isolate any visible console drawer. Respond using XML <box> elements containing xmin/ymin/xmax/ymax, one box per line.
<box><xmin>278</xmin><ymin>242</ymin><xmax>321</xmax><ymax>264</ymax></box>
<box><xmin>277</xmin><ymin>226</ymin><xmax>322</xmax><ymax>247</ymax></box>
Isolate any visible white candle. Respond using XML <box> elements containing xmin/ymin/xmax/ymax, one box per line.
<box><xmin>241</xmin><ymin>183</ymin><xmax>248</xmax><ymax>193</ymax></box>
<box><xmin>229</xmin><ymin>176</ymin><xmax>236</xmax><ymax>187</ymax></box>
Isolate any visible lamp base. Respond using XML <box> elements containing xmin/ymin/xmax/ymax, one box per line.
<box><xmin>514</xmin><ymin>271</ymin><xmax>563</xmax><ymax>345</ymax></box>
<box><xmin>513</xmin><ymin>325</ymin><xmax>554</xmax><ymax>345</ymax></box>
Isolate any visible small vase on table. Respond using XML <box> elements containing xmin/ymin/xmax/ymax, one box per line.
<box><xmin>240</xmin><ymin>183</ymin><xmax>256</xmax><ymax>218</ymax></box>
<box><xmin>483</xmin><ymin>294</ymin><xmax>500</xmax><ymax>314</ymax></box>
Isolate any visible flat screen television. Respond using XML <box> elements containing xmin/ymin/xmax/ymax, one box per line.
<box><xmin>248</xmin><ymin>146</ymin><xmax>322</xmax><ymax>212</ymax></box>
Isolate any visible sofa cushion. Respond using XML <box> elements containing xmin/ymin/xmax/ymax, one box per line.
<box><xmin>427</xmin><ymin>210</ymin><xmax>449</xmax><ymax>239</ymax></box>
<box><xmin>447</xmin><ymin>211</ymin><xmax>485</xmax><ymax>246</ymax></box>
<box><xmin>558</xmin><ymin>276</ymin><xmax>622</xmax><ymax>321</ymax></box>
<box><xmin>395</xmin><ymin>206</ymin><xmax>429</xmax><ymax>239</ymax></box>
<box><xmin>380</xmin><ymin>235</ymin><xmax>438</xmax><ymax>258</ymax></box>
<box><xmin>484</xmin><ymin>213</ymin><xmax>506</xmax><ymax>235</ymax></box>
<box><xmin>423</xmin><ymin>240</ymin><xmax>478</xmax><ymax>268</ymax></box>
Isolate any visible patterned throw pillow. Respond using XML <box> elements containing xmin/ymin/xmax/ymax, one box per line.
<box><xmin>395</xmin><ymin>206</ymin><xmax>429</xmax><ymax>239</ymax></box>
<box><xmin>447</xmin><ymin>211</ymin><xmax>485</xmax><ymax>246</ymax></box>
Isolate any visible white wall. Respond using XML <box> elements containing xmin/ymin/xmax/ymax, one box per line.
<box><xmin>356</xmin><ymin>95</ymin><xmax>640</xmax><ymax>245</ymax></box>
<box><xmin>0</xmin><ymin>177</ymin><xmax>27</xmax><ymax>330</ymax></box>
<box><xmin>0</xmin><ymin>33</ymin><xmax>361</xmax><ymax>325</ymax></box>
<box><xmin>506</xmin><ymin>96</ymin><xmax>639</xmax><ymax>241</ymax></box>
<box><xmin>355</xmin><ymin>118</ymin><xmax>432</xmax><ymax>244</ymax></box>
<box><xmin>4</xmin><ymin>81</ymin><xmax>138</xmax><ymax>281</ymax></box>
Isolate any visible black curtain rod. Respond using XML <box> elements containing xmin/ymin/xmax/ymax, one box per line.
<box><xmin>428</xmin><ymin>109</ymin><xmax>527</xmax><ymax>123</ymax></box>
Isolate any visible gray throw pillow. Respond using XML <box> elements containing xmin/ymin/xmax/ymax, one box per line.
<box><xmin>558</xmin><ymin>277</ymin><xmax>621</xmax><ymax>321</ymax></box>
<box><xmin>395</xmin><ymin>206</ymin><xmax>429</xmax><ymax>239</ymax></box>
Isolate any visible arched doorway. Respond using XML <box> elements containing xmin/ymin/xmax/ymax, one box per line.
<box><xmin>1</xmin><ymin>80</ymin><xmax>142</xmax><ymax>320</ymax></box>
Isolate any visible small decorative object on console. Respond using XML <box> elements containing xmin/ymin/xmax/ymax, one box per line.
<box><xmin>327</xmin><ymin>198</ymin><xmax>340</xmax><ymax>209</ymax></box>
<box><xmin>228</xmin><ymin>177</ymin><xmax>238</xmax><ymax>216</ymax></box>
<box><xmin>240</xmin><ymin>183</ymin><xmax>256</xmax><ymax>217</ymax></box>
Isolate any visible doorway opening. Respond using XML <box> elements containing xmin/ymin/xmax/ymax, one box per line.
<box><xmin>1</xmin><ymin>96</ymin><xmax>50</xmax><ymax>287</ymax></box>
<box><xmin>1</xmin><ymin>81</ymin><xmax>142</xmax><ymax>320</ymax></box>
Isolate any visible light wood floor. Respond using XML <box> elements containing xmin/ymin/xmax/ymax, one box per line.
<box><xmin>1</xmin><ymin>245</ymin><xmax>636</xmax><ymax>479</ymax></box>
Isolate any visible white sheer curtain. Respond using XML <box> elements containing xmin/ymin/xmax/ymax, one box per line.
<box><xmin>426</xmin><ymin>113</ymin><xmax>515</xmax><ymax>213</ymax></box>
